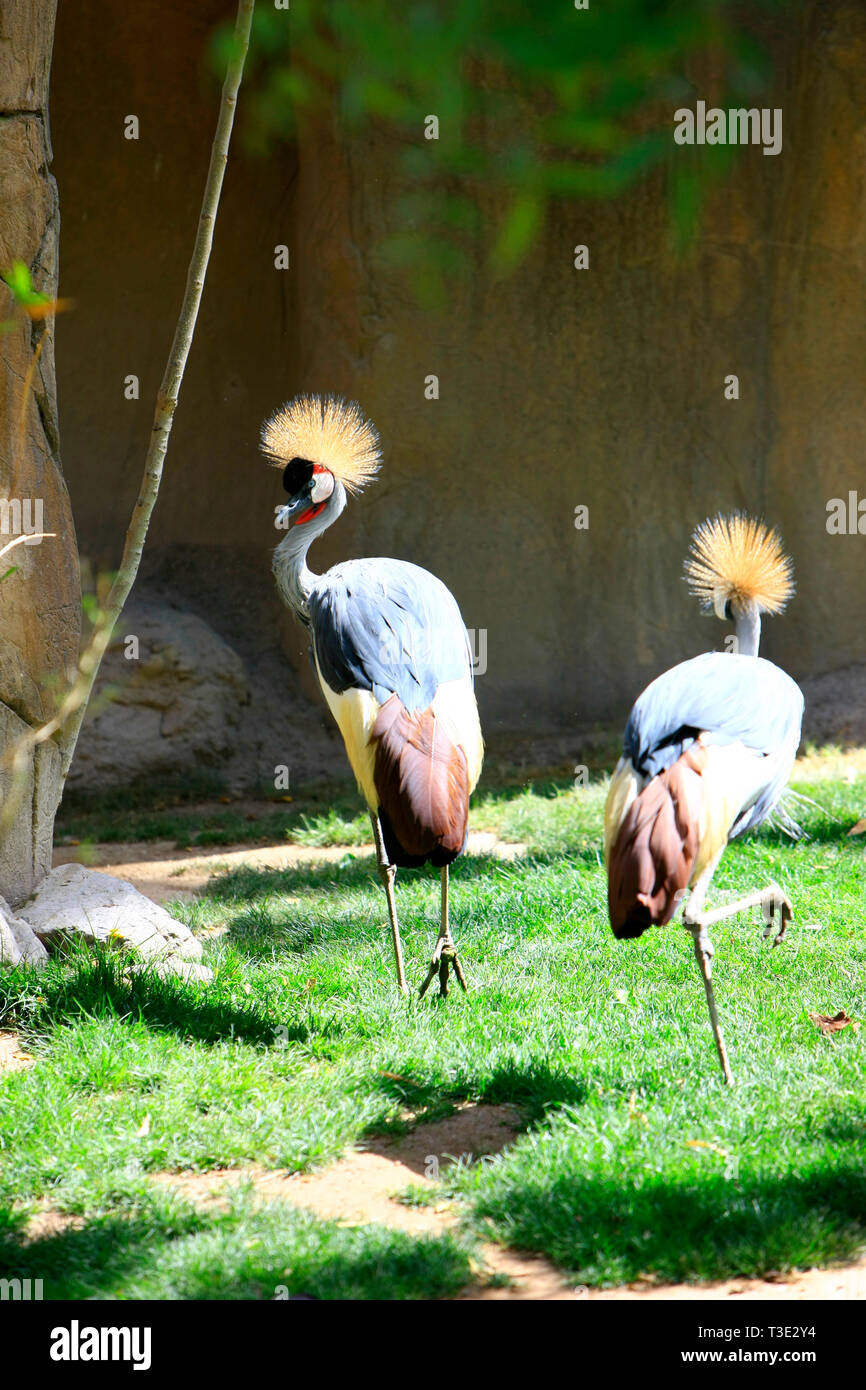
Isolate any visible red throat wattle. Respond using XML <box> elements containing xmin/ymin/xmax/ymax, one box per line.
<box><xmin>295</xmin><ymin>502</ymin><xmax>326</xmax><ymax>525</ymax></box>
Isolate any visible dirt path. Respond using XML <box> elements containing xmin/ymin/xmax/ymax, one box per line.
<box><xmin>149</xmin><ymin>1100</ymin><xmax>866</xmax><ymax>1302</ymax></box>
<box><xmin>51</xmin><ymin>830</ymin><xmax>526</xmax><ymax>904</ymax></box>
<box><xmin>149</xmin><ymin>1102</ymin><xmax>584</xmax><ymax>1299</ymax></box>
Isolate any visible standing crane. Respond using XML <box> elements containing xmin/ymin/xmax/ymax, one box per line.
<box><xmin>604</xmin><ymin>514</ymin><xmax>804</xmax><ymax>1082</ymax></box>
<box><xmin>264</xmin><ymin>393</ymin><xmax>483</xmax><ymax>999</ymax></box>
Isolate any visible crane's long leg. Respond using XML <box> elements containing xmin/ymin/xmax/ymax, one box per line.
<box><xmin>683</xmin><ymin>874</ymin><xmax>793</xmax><ymax>1084</ymax></box>
<box><xmin>371</xmin><ymin>814</ymin><xmax>407</xmax><ymax>996</ymax></box>
<box><xmin>684</xmin><ymin>921</ymin><xmax>733</xmax><ymax>1085</ymax></box>
<box><xmin>419</xmin><ymin>865</ymin><xmax>468</xmax><ymax>999</ymax></box>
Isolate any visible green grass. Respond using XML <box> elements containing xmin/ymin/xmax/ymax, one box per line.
<box><xmin>52</xmin><ymin>779</ymin><xmax>607</xmax><ymax>855</ymax></box>
<box><xmin>292</xmin><ymin>807</ymin><xmax>372</xmax><ymax>847</ymax></box>
<box><xmin>0</xmin><ymin>1183</ymin><xmax>471</xmax><ymax>1301</ymax></box>
<box><xmin>53</xmin><ymin>798</ymin><xmax>361</xmax><ymax>852</ymax></box>
<box><xmin>2</xmin><ymin>771</ymin><xmax>865</xmax><ymax>1297</ymax></box>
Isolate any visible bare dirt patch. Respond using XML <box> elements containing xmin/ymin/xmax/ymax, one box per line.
<box><xmin>587</xmin><ymin>1265</ymin><xmax>866</xmax><ymax>1301</ymax></box>
<box><xmin>148</xmin><ymin>1100</ymin><xmax>866</xmax><ymax>1300</ymax></box>
<box><xmin>0</xmin><ymin>1031</ymin><xmax>35</xmax><ymax>1074</ymax></box>
<box><xmin>21</xmin><ymin>1207</ymin><xmax>87</xmax><ymax>1243</ymax></box>
<box><xmin>151</xmin><ymin>1101</ymin><xmax>580</xmax><ymax>1296</ymax></box>
<box><xmin>152</xmin><ymin>1102</ymin><xmax>522</xmax><ymax>1235</ymax></box>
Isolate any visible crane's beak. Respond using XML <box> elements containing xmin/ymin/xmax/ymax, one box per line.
<box><xmin>277</xmin><ymin>484</ymin><xmax>330</xmax><ymax>530</ymax></box>
<box><xmin>277</xmin><ymin>493</ymin><xmax>309</xmax><ymax>527</ymax></box>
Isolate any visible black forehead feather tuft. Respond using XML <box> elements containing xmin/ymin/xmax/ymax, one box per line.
<box><xmin>282</xmin><ymin>457</ymin><xmax>315</xmax><ymax>497</ymax></box>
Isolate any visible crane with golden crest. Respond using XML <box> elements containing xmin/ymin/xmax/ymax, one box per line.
<box><xmin>264</xmin><ymin>394</ymin><xmax>483</xmax><ymax>999</ymax></box>
<box><xmin>604</xmin><ymin>514</ymin><xmax>804</xmax><ymax>1082</ymax></box>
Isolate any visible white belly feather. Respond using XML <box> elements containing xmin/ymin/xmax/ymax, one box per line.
<box><xmin>604</xmin><ymin>740</ymin><xmax>787</xmax><ymax>888</ymax></box>
<box><xmin>314</xmin><ymin>656</ymin><xmax>483</xmax><ymax>813</ymax></box>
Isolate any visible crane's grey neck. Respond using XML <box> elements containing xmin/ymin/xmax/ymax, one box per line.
<box><xmin>272</xmin><ymin>482</ymin><xmax>347</xmax><ymax>624</ymax></box>
<box><xmin>734</xmin><ymin>602</ymin><xmax>761</xmax><ymax>657</ymax></box>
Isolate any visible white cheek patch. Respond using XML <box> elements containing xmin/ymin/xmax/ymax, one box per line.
<box><xmin>311</xmin><ymin>470</ymin><xmax>335</xmax><ymax>503</ymax></box>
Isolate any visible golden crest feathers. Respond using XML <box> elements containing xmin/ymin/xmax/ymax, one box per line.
<box><xmin>684</xmin><ymin>512</ymin><xmax>795</xmax><ymax>616</ymax></box>
<box><xmin>261</xmin><ymin>393</ymin><xmax>381</xmax><ymax>494</ymax></box>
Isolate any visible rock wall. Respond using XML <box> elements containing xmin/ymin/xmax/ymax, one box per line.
<box><xmin>47</xmin><ymin>1</ymin><xmax>866</xmax><ymax>777</ymax></box>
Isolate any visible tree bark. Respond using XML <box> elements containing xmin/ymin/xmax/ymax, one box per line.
<box><xmin>0</xmin><ymin>0</ymin><xmax>80</xmax><ymax>907</ymax></box>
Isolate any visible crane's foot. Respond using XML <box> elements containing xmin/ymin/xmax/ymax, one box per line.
<box><xmin>758</xmin><ymin>882</ymin><xmax>793</xmax><ymax>947</ymax></box>
<box><xmin>419</xmin><ymin>929</ymin><xmax>468</xmax><ymax>999</ymax></box>
<box><xmin>697</xmin><ymin>881</ymin><xmax>794</xmax><ymax>949</ymax></box>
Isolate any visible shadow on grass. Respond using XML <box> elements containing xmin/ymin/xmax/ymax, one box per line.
<box><xmin>206</xmin><ymin>846</ymin><xmax>581</xmax><ymax>909</ymax></box>
<box><xmin>0</xmin><ymin>951</ymin><xmax>290</xmax><ymax>1048</ymax></box>
<box><xmin>363</xmin><ymin>1057</ymin><xmax>593</xmax><ymax>1147</ymax></box>
<box><xmin>0</xmin><ymin>1210</ymin><xmax>200</xmax><ymax>1298</ymax></box>
<box><xmin>221</xmin><ymin>909</ymin><xmax>337</xmax><ymax>961</ymax></box>
<box><xmin>55</xmin><ymin>778</ymin><xmax>368</xmax><ymax>846</ymax></box>
<box><xmin>821</xmin><ymin>1111</ymin><xmax>866</xmax><ymax>1144</ymax></box>
<box><xmin>0</xmin><ymin>1203</ymin><xmax>471</xmax><ymax>1300</ymax></box>
<box><xmin>469</xmin><ymin>1163</ymin><xmax>866</xmax><ymax>1284</ymax></box>
<box><xmin>212</xmin><ymin>849</ymin><xmax>578</xmax><ymax>965</ymax></box>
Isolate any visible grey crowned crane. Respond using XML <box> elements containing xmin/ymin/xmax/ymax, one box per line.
<box><xmin>604</xmin><ymin>514</ymin><xmax>804</xmax><ymax>1082</ymax></box>
<box><xmin>264</xmin><ymin>394</ymin><xmax>483</xmax><ymax>998</ymax></box>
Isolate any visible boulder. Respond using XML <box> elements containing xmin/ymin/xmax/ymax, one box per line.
<box><xmin>66</xmin><ymin>599</ymin><xmax>250</xmax><ymax>794</ymax></box>
<box><xmin>22</xmin><ymin>863</ymin><xmax>210</xmax><ymax>980</ymax></box>
<box><xmin>0</xmin><ymin>893</ymin><xmax>48</xmax><ymax>968</ymax></box>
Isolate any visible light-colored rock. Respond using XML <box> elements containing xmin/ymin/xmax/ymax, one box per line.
<box><xmin>146</xmin><ymin>959</ymin><xmax>213</xmax><ymax>985</ymax></box>
<box><xmin>66</xmin><ymin>599</ymin><xmax>250</xmax><ymax>794</ymax></box>
<box><xmin>0</xmin><ymin>892</ymin><xmax>48</xmax><ymax>968</ymax></box>
<box><xmin>22</xmin><ymin>864</ymin><xmax>207</xmax><ymax>976</ymax></box>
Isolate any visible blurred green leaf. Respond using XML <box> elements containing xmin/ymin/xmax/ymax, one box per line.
<box><xmin>491</xmin><ymin>192</ymin><xmax>544</xmax><ymax>271</ymax></box>
<box><xmin>210</xmin><ymin>0</ymin><xmax>802</xmax><ymax>280</ymax></box>
<box><xmin>1</xmin><ymin>260</ymin><xmax>50</xmax><ymax>308</ymax></box>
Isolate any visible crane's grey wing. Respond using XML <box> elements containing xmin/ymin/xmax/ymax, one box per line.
<box><xmin>624</xmin><ymin>651</ymin><xmax>804</xmax><ymax>834</ymax></box>
<box><xmin>308</xmin><ymin>557</ymin><xmax>472</xmax><ymax>710</ymax></box>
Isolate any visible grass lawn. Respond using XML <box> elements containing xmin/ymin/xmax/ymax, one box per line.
<box><xmin>1</xmin><ymin>762</ymin><xmax>864</xmax><ymax>1299</ymax></box>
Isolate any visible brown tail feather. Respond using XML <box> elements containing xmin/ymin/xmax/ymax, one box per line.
<box><xmin>608</xmin><ymin>745</ymin><xmax>706</xmax><ymax>938</ymax></box>
<box><xmin>371</xmin><ymin>695</ymin><xmax>469</xmax><ymax>868</ymax></box>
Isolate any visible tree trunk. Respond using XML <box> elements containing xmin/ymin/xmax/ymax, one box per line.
<box><xmin>0</xmin><ymin>0</ymin><xmax>80</xmax><ymax>907</ymax></box>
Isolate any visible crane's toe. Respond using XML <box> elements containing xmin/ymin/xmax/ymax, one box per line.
<box><xmin>419</xmin><ymin>936</ymin><xmax>468</xmax><ymax>999</ymax></box>
<box><xmin>761</xmin><ymin>882</ymin><xmax>793</xmax><ymax>946</ymax></box>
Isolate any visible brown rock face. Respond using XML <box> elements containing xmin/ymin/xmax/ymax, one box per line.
<box><xmin>46</xmin><ymin>1</ymin><xmax>866</xmax><ymax>758</ymax></box>
<box><xmin>0</xmin><ymin>0</ymin><xmax>80</xmax><ymax>906</ymax></box>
